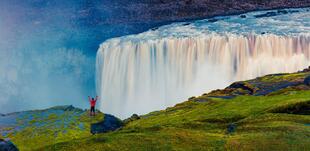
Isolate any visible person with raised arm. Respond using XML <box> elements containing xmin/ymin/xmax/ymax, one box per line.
<box><xmin>88</xmin><ymin>96</ymin><xmax>98</xmax><ymax>116</ymax></box>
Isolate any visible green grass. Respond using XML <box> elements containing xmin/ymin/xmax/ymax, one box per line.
<box><xmin>6</xmin><ymin>111</ymin><xmax>104</xmax><ymax>151</ymax></box>
<box><xmin>40</xmin><ymin>90</ymin><xmax>310</xmax><ymax>151</ymax></box>
<box><xmin>258</xmin><ymin>72</ymin><xmax>309</xmax><ymax>83</ymax></box>
<box><xmin>3</xmin><ymin>71</ymin><xmax>310</xmax><ymax>151</ymax></box>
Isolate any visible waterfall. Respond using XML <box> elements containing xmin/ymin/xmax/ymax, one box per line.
<box><xmin>96</xmin><ymin>8</ymin><xmax>310</xmax><ymax>118</ymax></box>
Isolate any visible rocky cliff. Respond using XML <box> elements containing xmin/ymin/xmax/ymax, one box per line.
<box><xmin>96</xmin><ymin>0</ymin><xmax>310</xmax><ymax>24</ymax></box>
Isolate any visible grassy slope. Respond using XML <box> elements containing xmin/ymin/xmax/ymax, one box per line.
<box><xmin>1</xmin><ymin>107</ymin><xmax>104</xmax><ymax>151</ymax></box>
<box><xmin>41</xmin><ymin>72</ymin><xmax>310</xmax><ymax>151</ymax></box>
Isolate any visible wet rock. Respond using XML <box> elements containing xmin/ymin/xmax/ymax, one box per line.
<box><xmin>0</xmin><ymin>139</ymin><xmax>18</xmax><ymax>151</ymax></box>
<box><xmin>254</xmin><ymin>81</ymin><xmax>301</xmax><ymax>96</ymax></box>
<box><xmin>227</xmin><ymin>123</ymin><xmax>237</xmax><ymax>134</ymax></box>
<box><xmin>228</xmin><ymin>82</ymin><xmax>255</xmax><ymax>95</ymax></box>
<box><xmin>123</xmin><ymin>114</ymin><xmax>141</xmax><ymax>124</ymax></box>
<box><xmin>91</xmin><ymin>114</ymin><xmax>123</xmax><ymax>134</ymax></box>
<box><xmin>288</xmin><ymin>10</ymin><xmax>299</xmax><ymax>13</ymax></box>
<box><xmin>208</xmin><ymin>18</ymin><xmax>218</xmax><ymax>22</ymax></box>
<box><xmin>63</xmin><ymin>105</ymin><xmax>76</xmax><ymax>111</ymax></box>
<box><xmin>277</xmin><ymin>9</ymin><xmax>288</xmax><ymax>14</ymax></box>
<box><xmin>130</xmin><ymin>114</ymin><xmax>140</xmax><ymax>120</ymax></box>
<box><xmin>211</xmin><ymin>96</ymin><xmax>235</xmax><ymax>99</ymax></box>
<box><xmin>304</xmin><ymin>76</ymin><xmax>310</xmax><ymax>86</ymax></box>
<box><xmin>254</xmin><ymin>9</ymin><xmax>299</xmax><ymax>18</ymax></box>
<box><xmin>300</xmin><ymin>66</ymin><xmax>310</xmax><ymax>72</ymax></box>
<box><xmin>188</xmin><ymin>96</ymin><xmax>196</xmax><ymax>100</ymax></box>
<box><xmin>193</xmin><ymin>98</ymin><xmax>209</xmax><ymax>102</ymax></box>
<box><xmin>49</xmin><ymin>105</ymin><xmax>83</xmax><ymax>112</ymax></box>
<box><xmin>151</xmin><ymin>27</ymin><xmax>159</xmax><ymax>31</ymax></box>
<box><xmin>240</xmin><ymin>14</ymin><xmax>247</xmax><ymax>18</ymax></box>
<box><xmin>255</xmin><ymin>11</ymin><xmax>278</xmax><ymax>18</ymax></box>
<box><xmin>270</xmin><ymin>101</ymin><xmax>310</xmax><ymax>115</ymax></box>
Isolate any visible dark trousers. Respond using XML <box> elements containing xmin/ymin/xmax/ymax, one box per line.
<box><xmin>90</xmin><ymin>106</ymin><xmax>95</xmax><ymax>113</ymax></box>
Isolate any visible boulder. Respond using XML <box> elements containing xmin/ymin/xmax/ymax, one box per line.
<box><xmin>240</xmin><ymin>14</ymin><xmax>247</xmax><ymax>18</ymax></box>
<box><xmin>90</xmin><ymin>114</ymin><xmax>123</xmax><ymax>134</ymax></box>
<box><xmin>304</xmin><ymin>76</ymin><xmax>310</xmax><ymax>86</ymax></box>
<box><xmin>300</xmin><ymin>66</ymin><xmax>310</xmax><ymax>73</ymax></box>
<box><xmin>49</xmin><ymin>105</ymin><xmax>83</xmax><ymax>112</ymax></box>
<box><xmin>228</xmin><ymin>82</ymin><xmax>255</xmax><ymax>95</ymax></box>
<box><xmin>254</xmin><ymin>11</ymin><xmax>278</xmax><ymax>18</ymax></box>
<box><xmin>227</xmin><ymin>123</ymin><xmax>237</xmax><ymax>134</ymax></box>
<box><xmin>208</xmin><ymin>18</ymin><xmax>218</xmax><ymax>23</ymax></box>
<box><xmin>188</xmin><ymin>96</ymin><xmax>196</xmax><ymax>100</ymax></box>
<box><xmin>123</xmin><ymin>114</ymin><xmax>141</xmax><ymax>124</ymax></box>
<box><xmin>0</xmin><ymin>139</ymin><xmax>18</xmax><ymax>151</ymax></box>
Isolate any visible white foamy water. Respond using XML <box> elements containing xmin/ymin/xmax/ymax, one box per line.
<box><xmin>96</xmin><ymin>8</ymin><xmax>310</xmax><ymax>118</ymax></box>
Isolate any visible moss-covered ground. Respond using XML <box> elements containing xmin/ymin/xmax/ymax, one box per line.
<box><xmin>2</xmin><ymin>71</ymin><xmax>310</xmax><ymax>151</ymax></box>
<box><xmin>0</xmin><ymin>106</ymin><xmax>104</xmax><ymax>151</ymax></box>
<box><xmin>43</xmin><ymin>91</ymin><xmax>310</xmax><ymax>150</ymax></box>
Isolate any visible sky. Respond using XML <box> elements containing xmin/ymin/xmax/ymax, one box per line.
<box><xmin>0</xmin><ymin>0</ymin><xmax>167</xmax><ymax>113</ymax></box>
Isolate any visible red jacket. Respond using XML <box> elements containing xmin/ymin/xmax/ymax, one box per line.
<box><xmin>89</xmin><ymin>97</ymin><xmax>97</xmax><ymax>107</ymax></box>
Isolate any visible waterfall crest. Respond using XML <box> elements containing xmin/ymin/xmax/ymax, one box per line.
<box><xmin>96</xmin><ymin>8</ymin><xmax>310</xmax><ymax>118</ymax></box>
<box><xmin>96</xmin><ymin>34</ymin><xmax>310</xmax><ymax>118</ymax></box>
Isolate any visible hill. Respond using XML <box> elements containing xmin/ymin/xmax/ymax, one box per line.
<box><xmin>1</xmin><ymin>68</ymin><xmax>310</xmax><ymax>150</ymax></box>
<box><xmin>0</xmin><ymin>105</ymin><xmax>105</xmax><ymax>150</ymax></box>
<box><xmin>45</xmin><ymin>69</ymin><xmax>310</xmax><ymax>150</ymax></box>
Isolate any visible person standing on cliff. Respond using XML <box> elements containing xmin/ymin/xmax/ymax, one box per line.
<box><xmin>88</xmin><ymin>96</ymin><xmax>98</xmax><ymax>116</ymax></box>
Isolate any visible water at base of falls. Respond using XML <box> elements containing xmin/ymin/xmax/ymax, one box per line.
<box><xmin>96</xmin><ymin>8</ymin><xmax>310</xmax><ymax>118</ymax></box>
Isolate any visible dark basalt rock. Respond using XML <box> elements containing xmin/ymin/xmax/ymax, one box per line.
<box><xmin>288</xmin><ymin>10</ymin><xmax>300</xmax><ymax>13</ymax></box>
<box><xmin>188</xmin><ymin>96</ymin><xmax>196</xmax><ymax>100</ymax></box>
<box><xmin>227</xmin><ymin>123</ymin><xmax>237</xmax><ymax>134</ymax></box>
<box><xmin>254</xmin><ymin>81</ymin><xmax>302</xmax><ymax>96</ymax></box>
<box><xmin>151</xmin><ymin>27</ymin><xmax>159</xmax><ymax>31</ymax></box>
<box><xmin>182</xmin><ymin>22</ymin><xmax>191</xmax><ymax>26</ymax></box>
<box><xmin>0</xmin><ymin>139</ymin><xmax>18</xmax><ymax>151</ymax></box>
<box><xmin>64</xmin><ymin>105</ymin><xmax>75</xmax><ymax>111</ymax></box>
<box><xmin>240</xmin><ymin>15</ymin><xmax>247</xmax><ymax>18</ymax></box>
<box><xmin>123</xmin><ymin>114</ymin><xmax>141</xmax><ymax>124</ymax></box>
<box><xmin>91</xmin><ymin>114</ymin><xmax>123</xmax><ymax>134</ymax></box>
<box><xmin>277</xmin><ymin>9</ymin><xmax>288</xmax><ymax>14</ymax></box>
<box><xmin>193</xmin><ymin>98</ymin><xmax>210</xmax><ymax>102</ymax></box>
<box><xmin>299</xmin><ymin>66</ymin><xmax>310</xmax><ymax>72</ymax></box>
<box><xmin>304</xmin><ymin>76</ymin><xmax>310</xmax><ymax>86</ymax></box>
<box><xmin>254</xmin><ymin>9</ymin><xmax>300</xmax><ymax>18</ymax></box>
<box><xmin>209</xmin><ymin>96</ymin><xmax>235</xmax><ymax>99</ymax></box>
<box><xmin>228</xmin><ymin>82</ymin><xmax>255</xmax><ymax>95</ymax></box>
<box><xmin>255</xmin><ymin>11</ymin><xmax>278</xmax><ymax>18</ymax></box>
<box><xmin>208</xmin><ymin>18</ymin><xmax>218</xmax><ymax>23</ymax></box>
<box><xmin>270</xmin><ymin>101</ymin><xmax>310</xmax><ymax>115</ymax></box>
<box><xmin>48</xmin><ymin>105</ymin><xmax>83</xmax><ymax>112</ymax></box>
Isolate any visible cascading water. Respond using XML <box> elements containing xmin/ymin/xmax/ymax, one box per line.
<box><xmin>96</xmin><ymin>8</ymin><xmax>310</xmax><ymax>118</ymax></box>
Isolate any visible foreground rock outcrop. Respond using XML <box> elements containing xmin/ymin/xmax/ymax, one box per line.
<box><xmin>91</xmin><ymin>114</ymin><xmax>123</xmax><ymax>134</ymax></box>
<box><xmin>0</xmin><ymin>139</ymin><xmax>18</xmax><ymax>151</ymax></box>
<box><xmin>303</xmin><ymin>75</ymin><xmax>310</xmax><ymax>86</ymax></box>
<box><xmin>123</xmin><ymin>114</ymin><xmax>141</xmax><ymax>124</ymax></box>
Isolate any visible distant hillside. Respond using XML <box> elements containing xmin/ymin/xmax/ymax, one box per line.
<box><xmin>2</xmin><ymin>68</ymin><xmax>310</xmax><ymax>150</ymax></box>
